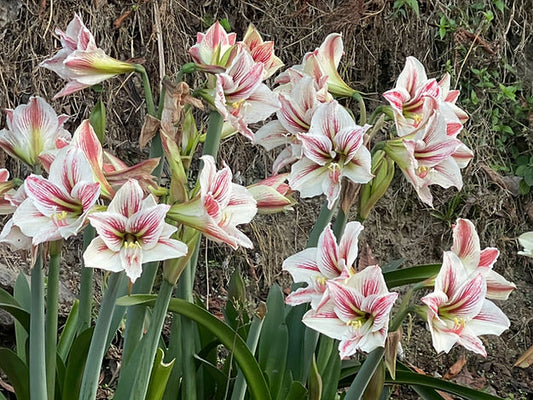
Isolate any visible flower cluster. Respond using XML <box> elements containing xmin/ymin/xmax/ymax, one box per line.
<box><xmin>283</xmin><ymin>222</ymin><xmax>398</xmax><ymax>357</ymax></box>
<box><xmin>421</xmin><ymin>219</ymin><xmax>514</xmax><ymax>356</ymax></box>
<box><xmin>190</xmin><ymin>22</ymin><xmax>281</xmax><ymax>141</ymax></box>
<box><xmin>383</xmin><ymin>57</ymin><xmax>473</xmax><ymax>206</ymax></box>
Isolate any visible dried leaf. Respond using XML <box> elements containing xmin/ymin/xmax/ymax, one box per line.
<box><xmin>480</xmin><ymin>163</ymin><xmax>515</xmax><ymax>193</ymax></box>
<box><xmin>139</xmin><ymin>115</ymin><xmax>161</xmax><ymax>149</ymax></box>
<box><xmin>358</xmin><ymin>242</ymin><xmax>378</xmax><ymax>271</ymax></box>
<box><xmin>161</xmin><ymin>79</ymin><xmax>203</xmax><ymax>144</ymax></box>
<box><xmin>514</xmin><ymin>344</ymin><xmax>533</xmax><ymax>368</ymax></box>
<box><xmin>443</xmin><ymin>354</ymin><xmax>466</xmax><ymax>379</ymax></box>
<box><xmin>385</xmin><ymin>329</ymin><xmax>402</xmax><ymax>379</ymax></box>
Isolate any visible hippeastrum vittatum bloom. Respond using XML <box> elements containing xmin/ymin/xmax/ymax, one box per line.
<box><xmin>247</xmin><ymin>173</ymin><xmax>295</xmax><ymax>214</ymax></box>
<box><xmin>189</xmin><ymin>21</ymin><xmax>238</xmax><ymax>73</ymax></box>
<box><xmin>383</xmin><ymin>56</ymin><xmax>468</xmax><ymax>136</ymax></box>
<box><xmin>84</xmin><ymin>179</ymin><xmax>187</xmax><ymax>283</ymax></box>
<box><xmin>289</xmin><ymin>101</ymin><xmax>373</xmax><ymax>209</ymax></box>
<box><xmin>303</xmin><ymin>265</ymin><xmax>398</xmax><ymax>358</ymax></box>
<box><xmin>384</xmin><ymin>98</ymin><xmax>473</xmax><ymax>207</ymax></box>
<box><xmin>12</xmin><ymin>146</ymin><xmax>100</xmax><ymax>245</ymax></box>
<box><xmin>40</xmin><ymin>13</ymin><xmax>135</xmax><ymax>99</ymax></box>
<box><xmin>167</xmin><ymin>155</ymin><xmax>257</xmax><ymax>249</ymax></box>
<box><xmin>0</xmin><ymin>96</ymin><xmax>70</xmax><ymax>167</ymax></box>
<box><xmin>450</xmin><ymin>218</ymin><xmax>516</xmax><ymax>300</ymax></box>
<box><xmin>283</xmin><ymin>221</ymin><xmax>364</xmax><ymax>309</ymax></box>
<box><xmin>421</xmin><ymin>251</ymin><xmax>510</xmax><ymax>357</ymax></box>
<box><xmin>214</xmin><ymin>50</ymin><xmax>280</xmax><ymax>141</ymax></box>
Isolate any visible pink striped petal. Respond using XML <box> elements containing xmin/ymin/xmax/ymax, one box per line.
<box><xmin>83</xmin><ymin>237</ymin><xmax>123</xmax><ymax>272</ymax></box>
<box><xmin>451</xmin><ymin>218</ymin><xmax>480</xmax><ymax>270</ymax></box>
<box><xmin>445</xmin><ymin>273</ymin><xmax>486</xmax><ymax>317</ymax></box>
<box><xmin>396</xmin><ymin>56</ymin><xmax>428</xmax><ymax>97</ymax></box>
<box><xmin>120</xmin><ymin>244</ymin><xmax>144</xmax><ymax>283</ymax></box>
<box><xmin>300</xmin><ymin>134</ymin><xmax>334</xmax><ymax>166</ymax></box>
<box><xmin>317</xmin><ymin>225</ymin><xmax>341</xmax><ymax>277</ymax></box>
<box><xmin>484</xmin><ymin>270</ymin><xmax>516</xmax><ymax>300</ymax></box>
<box><xmin>338</xmin><ymin>221</ymin><xmax>364</xmax><ymax>268</ymax></box>
<box><xmin>108</xmin><ymin>179</ymin><xmax>143</xmax><ymax>217</ymax></box>
<box><xmin>87</xmin><ymin>212</ymin><xmax>127</xmax><ymax>251</ymax></box>
<box><xmin>128</xmin><ymin>204</ymin><xmax>170</xmax><ymax>249</ymax></box>
<box><xmin>289</xmin><ymin>158</ymin><xmax>329</xmax><ymax>199</ymax></box>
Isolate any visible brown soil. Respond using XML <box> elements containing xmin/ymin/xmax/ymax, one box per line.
<box><xmin>0</xmin><ymin>0</ymin><xmax>532</xmax><ymax>399</ymax></box>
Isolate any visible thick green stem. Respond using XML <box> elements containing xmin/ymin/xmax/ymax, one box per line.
<box><xmin>121</xmin><ymin>261</ymin><xmax>159</xmax><ymax>365</ymax></box>
<box><xmin>115</xmin><ymin>280</ymin><xmax>175</xmax><ymax>400</ymax></box>
<box><xmin>203</xmin><ymin>110</ymin><xmax>224</xmax><ymax>159</ymax></box>
<box><xmin>78</xmin><ymin>226</ymin><xmax>95</xmax><ymax>333</ymax></box>
<box><xmin>307</xmin><ymin>201</ymin><xmax>337</xmax><ymax>247</ymax></box>
<box><xmin>332</xmin><ymin>208</ymin><xmax>347</xmax><ymax>238</ymax></box>
<box><xmin>176</xmin><ymin>255</ymin><xmax>197</xmax><ymax>400</ymax></box>
<box><xmin>135</xmin><ymin>64</ymin><xmax>156</xmax><ymax>117</ymax></box>
<box><xmin>45</xmin><ymin>240</ymin><xmax>62</xmax><ymax>400</ymax></box>
<box><xmin>30</xmin><ymin>248</ymin><xmax>46</xmax><ymax>400</ymax></box>
<box><xmin>389</xmin><ymin>286</ymin><xmax>421</xmax><ymax>332</ymax></box>
<box><xmin>128</xmin><ymin>279</ymin><xmax>174</xmax><ymax>400</ymax></box>
<box><xmin>79</xmin><ymin>272</ymin><xmax>124</xmax><ymax>400</ymax></box>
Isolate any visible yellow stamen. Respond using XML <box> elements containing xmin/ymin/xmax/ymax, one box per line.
<box><xmin>123</xmin><ymin>241</ymin><xmax>142</xmax><ymax>249</ymax></box>
<box><xmin>347</xmin><ymin>319</ymin><xmax>363</xmax><ymax>329</ymax></box>
<box><xmin>54</xmin><ymin>211</ymin><xmax>68</xmax><ymax>221</ymax></box>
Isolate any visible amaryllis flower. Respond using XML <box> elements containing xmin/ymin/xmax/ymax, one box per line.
<box><xmin>284</xmin><ymin>221</ymin><xmax>363</xmax><ymax>308</ymax></box>
<box><xmin>0</xmin><ymin>96</ymin><xmax>70</xmax><ymax>167</ymax></box>
<box><xmin>40</xmin><ymin>14</ymin><xmax>135</xmax><ymax>99</ymax></box>
<box><xmin>289</xmin><ymin>101</ymin><xmax>373</xmax><ymax>208</ymax></box>
<box><xmin>12</xmin><ymin>146</ymin><xmax>100</xmax><ymax>245</ymax></box>
<box><xmin>384</xmin><ymin>99</ymin><xmax>473</xmax><ymax>207</ymax></box>
<box><xmin>276</xmin><ymin>33</ymin><xmax>355</xmax><ymax>98</ymax></box>
<box><xmin>214</xmin><ymin>51</ymin><xmax>280</xmax><ymax>141</ymax></box>
<box><xmin>518</xmin><ymin>231</ymin><xmax>533</xmax><ymax>258</ymax></box>
<box><xmin>421</xmin><ymin>251</ymin><xmax>510</xmax><ymax>357</ymax></box>
<box><xmin>84</xmin><ymin>179</ymin><xmax>187</xmax><ymax>283</ymax></box>
<box><xmin>42</xmin><ymin>120</ymin><xmax>159</xmax><ymax>199</ymax></box>
<box><xmin>241</xmin><ymin>24</ymin><xmax>283</xmax><ymax>79</ymax></box>
<box><xmin>383</xmin><ymin>56</ymin><xmax>467</xmax><ymax>136</ymax></box>
<box><xmin>451</xmin><ymin>218</ymin><xmax>516</xmax><ymax>300</ymax></box>
<box><xmin>247</xmin><ymin>173</ymin><xmax>295</xmax><ymax>214</ymax></box>
<box><xmin>189</xmin><ymin>21</ymin><xmax>238</xmax><ymax>73</ymax></box>
<box><xmin>167</xmin><ymin>155</ymin><xmax>257</xmax><ymax>249</ymax></box>
<box><xmin>255</xmin><ymin>75</ymin><xmax>330</xmax><ymax>172</ymax></box>
<box><xmin>303</xmin><ymin>265</ymin><xmax>398</xmax><ymax>357</ymax></box>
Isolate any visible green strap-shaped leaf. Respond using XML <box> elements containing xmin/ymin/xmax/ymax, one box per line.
<box><xmin>389</xmin><ymin>367</ymin><xmax>504</xmax><ymax>400</ymax></box>
<box><xmin>116</xmin><ymin>295</ymin><xmax>272</xmax><ymax>400</ymax></box>
<box><xmin>14</xmin><ymin>272</ymin><xmax>30</xmax><ymax>360</ymax></box>
<box><xmin>57</xmin><ymin>300</ymin><xmax>79</xmax><ymax>362</ymax></box>
<box><xmin>0</xmin><ymin>287</ymin><xmax>30</xmax><ymax>331</ymax></box>
<box><xmin>146</xmin><ymin>348</ymin><xmax>176</xmax><ymax>400</ymax></box>
<box><xmin>61</xmin><ymin>327</ymin><xmax>94</xmax><ymax>400</ymax></box>
<box><xmin>345</xmin><ymin>347</ymin><xmax>385</xmax><ymax>400</ymax></box>
<box><xmin>0</xmin><ymin>348</ymin><xmax>30</xmax><ymax>400</ymax></box>
<box><xmin>383</xmin><ymin>264</ymin><xmax>441</xmax><ymax>288</ymax></box>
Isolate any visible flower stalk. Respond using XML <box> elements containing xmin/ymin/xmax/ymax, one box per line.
<box><xmin>79</xmin><ymin>272</ymin><xmax>125</xmax><ymax>400</ymax></box>
<box><xmin>30</xmin><ymin>247</ymin><xmax>46</xmax><ymax>400</ymax></box>
<box><xmin>45</xmin><ymin>240</ymin><xmax>62</xmax><ymax>400</ymax></box>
